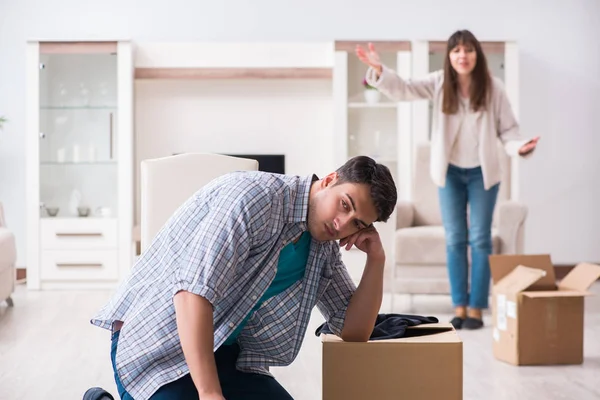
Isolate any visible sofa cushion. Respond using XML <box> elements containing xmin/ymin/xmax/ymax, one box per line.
<box><xmin>412</xmin><ymin>144</ymin><xmax>443</xmax><ymax>226</ymax></box>
<box><xmin>396</xmin><ymin>226</ymin><xmax>500</xmax><ymax>265</ymax></box>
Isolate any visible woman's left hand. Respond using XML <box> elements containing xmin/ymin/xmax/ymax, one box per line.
<box><xmin>519</xmin><ymin>136</ymin><xmax>540</xmax><ymax>156</ymax></box>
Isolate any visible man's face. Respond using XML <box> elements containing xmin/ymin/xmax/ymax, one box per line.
<box><xmin>307</xmin><ymin>173</ymin><xmax>378</xmax><ymax>242</ymax></box>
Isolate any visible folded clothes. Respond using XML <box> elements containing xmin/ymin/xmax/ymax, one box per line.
<box><xmin>315</xmin><ymin>313</ymin><xmax>439</xmax><ymax>340</ymax></box>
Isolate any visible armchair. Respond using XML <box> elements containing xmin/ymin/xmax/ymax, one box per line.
<box><xmin>0</xmin><ymin>202</ymin><xmax>16</xmax><ymax>306</ymax></box>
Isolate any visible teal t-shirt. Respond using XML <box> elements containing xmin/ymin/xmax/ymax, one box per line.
<box><xmin>224</xmin><ymin>231</ymin><xmax>311</xmax><ymax>345</ymax></box>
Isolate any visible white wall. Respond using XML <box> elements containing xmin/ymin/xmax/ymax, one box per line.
<box><xmin>134</xmin><ymin>79</ymin><xmax>334</xmax><ymax>224</ymax></box>
<box><xmin>1</xmin><ymin>0</ymin><xmax>599</xmax><ymax>266</ymax></box>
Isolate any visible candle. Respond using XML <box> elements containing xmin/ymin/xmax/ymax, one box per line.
<box><xmin>72</xmin><ymin>144</ymin><xmax>80</xmax><ymax>163</ymax></box>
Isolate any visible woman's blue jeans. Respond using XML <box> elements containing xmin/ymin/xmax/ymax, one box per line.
<box><xmin>438</xmin><ymin>164</ymin><xmax>499</xmax><ymax>309</ymax></box>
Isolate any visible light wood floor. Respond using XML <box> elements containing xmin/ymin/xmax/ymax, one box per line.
<box><xmin>1</xmin><ymin>282</ymin><xmax>599</xmax><ymax>400</ymax></box>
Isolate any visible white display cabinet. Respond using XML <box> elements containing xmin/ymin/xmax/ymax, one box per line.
<box><xmin>332</xmin><ymin>41</ymin><xmax>414</xmax><ymax>283</ymax></box>
<box><xmin>26</xmin><ymin>41</ymin><xmax>134</xmax><ymax>289</ymax></box>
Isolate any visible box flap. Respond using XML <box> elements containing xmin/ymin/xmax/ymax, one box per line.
<box><xmin>494</xmin><ymin>265</ymin><xmax>547</xmax><ymax>295</ymax></box>
<box><xmin>522</xmin><ymin>290</ymin><xmax>589</xmax><ymax>298</ymax></box>
<box><xmin>490</xmin><ymin>254</ymin><xmax>557</xmax><ymax>290</ymax></box>
<box><xmin>558</xmin><ymin>263</ymin><xmax>600</xmax><ymax>292</ymax></box>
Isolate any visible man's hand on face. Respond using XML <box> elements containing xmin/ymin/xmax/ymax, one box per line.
<box><xmin>338</xmin><ymin>226</ymin><xmax>385</xmax><ymax>262</ymax></box>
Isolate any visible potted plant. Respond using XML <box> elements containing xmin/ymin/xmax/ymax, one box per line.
<box><xmin>362</xmin><ymin>78</ymin><xmax>381</xmax><ymax>104</ymax></box>
<box><xmin>0</xmin><ymin>116</ymin><xmax>6</xmax><ymax>130</ymax></box>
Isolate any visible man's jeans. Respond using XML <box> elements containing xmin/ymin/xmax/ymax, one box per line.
<box><xmin>111</xmin><ymin>330</ymin><xmax>293</xmax><ymax>400</ymax></box>
<box><xmin>438</xmin><ymin>164</ymin><xmax>499</xmax><ymax>309</ymax></box>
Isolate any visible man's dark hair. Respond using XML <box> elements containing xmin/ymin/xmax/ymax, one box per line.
<box><xmin>335</xmin><ymin>156</ymin><xmax>397</xmax><ymax>222</ymax></box>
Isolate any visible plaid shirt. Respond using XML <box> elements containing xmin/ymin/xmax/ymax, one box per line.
<box><xmin>91</xmin><ymin>171</ymin><xmax>356</xmax><ymax>400</ymax></box>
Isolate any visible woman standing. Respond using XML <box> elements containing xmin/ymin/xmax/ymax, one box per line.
<box><xmin>356</xmin><ymin>30</ymin><xmax>539</xmax><ymax>330</ymax></box>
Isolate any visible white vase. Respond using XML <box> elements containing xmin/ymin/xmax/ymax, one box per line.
<box><xmin>364</xmin><ymin>89</ymin><xmax>381</xmax><ymax>104</ymax></box>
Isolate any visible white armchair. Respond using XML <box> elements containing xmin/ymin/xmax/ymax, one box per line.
<box><xmin>0</xmin><ymin>202</ymin><xmax>16</xmax><ymax>306</ymax></box>
<box><xmin>393</xmin><ymin>142</ymin><xmax>527</xmax><ymax>295</ymax></box>
<box><xmin>140</xmin><ymin>153</ymin><xmax>259</xmax><ymax>252</ymax></box>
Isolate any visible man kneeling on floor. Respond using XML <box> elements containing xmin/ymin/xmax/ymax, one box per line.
<box><xmin>89</xmin><ymin>156</ymin><xmax>397</xmax><ymax>400</ymax></box>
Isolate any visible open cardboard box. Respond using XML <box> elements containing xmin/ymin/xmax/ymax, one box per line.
<box><xmin>490</xmin><ymin>254</ymin><xmax>600</xmax><ymax>365</ymax></box>
<box><xmin>321</xmin><ymin>323</ymin><xmax>462</xmax><ymax>400</ymax></box>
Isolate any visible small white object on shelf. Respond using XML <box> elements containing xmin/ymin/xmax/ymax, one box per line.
<box><xmin>95</xmin><ymin>206</ymin><xmax>112</xmax><ymax>218</ymax></box>
<box><xmin>363</xmin><ymin>89</ymin><xmax>381</xmax><ymax>104</ymax></box>
<box><xmin>88</xmin><ymin>144</ymin><xmax>96</xmax><ymax>162</ymax></box>
<box><xmin>373</xmin><ymin>130</ymin><xmax>381</xmax><ymax>159</ymax></box>
<box><xmin>68</xmin><ymin>189</ymin><xmax>82</xmax><ymax>216</ymax></box>
<box><xmin>72</xmin><ymin>144</ymin><xmax>80</xmax><ymax>163</ymax></box>
<box><xmin>56</xmin><ymin>148</ymin><xmax>66</xmax><ymax>163</ymax></box>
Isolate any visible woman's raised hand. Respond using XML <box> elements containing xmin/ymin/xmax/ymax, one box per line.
<box><xmin>355</xmin><ymin>42</ymin><xmax>383</xmax><ymax>75</ymax></box>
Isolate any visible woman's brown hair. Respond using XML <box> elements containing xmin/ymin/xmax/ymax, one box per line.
<box><xmin>442</xmin><ymin>30</ymin><xmax>492</xmax><ymax>114</ymax></box>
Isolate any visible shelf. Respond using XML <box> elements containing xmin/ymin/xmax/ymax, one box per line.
<box><xmin>429</xmin><ymin>41</ymin><xmax>505</xmax><ymax>54</ymax></box>
<box><xmin>373</xmin><ymin>158</ymin><xmax>397</xmax><ymax>163</ymax></box>
<box><xmin>348</xmin><ymin>102</ymin><xmax>397</xmax><ymax>109</ymax></box>
<box><xmin>40</xmin><ymin>106</ymin><xmax>117</xmax><ymax>110</ymax></box>
<box><xmin>40</xmin><ymin>161</ymin><xmax>117</xmax><ymax>165</ymax></box>
<box><xmin>40</xmin><ymin>41</ymin><xmax>117</xmax><ymax>55</ymax></box>
<box><xmin>135</xmin><ymin>67</ymin><xmax>332</xmax><ymax>80</ymax></box>
<box><xmin>335</xmin><ymin>41</ymin><xmax>411</xmax><ymax>52</ymax></box>
<box><xmin>40</xmin><ymin>216</ymin><xmax>116</xmax><ymax>221</ymax></box>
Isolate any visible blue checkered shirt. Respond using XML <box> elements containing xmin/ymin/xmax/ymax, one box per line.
<box><xmin>91</xmin><ymin>171</ymin><xmax>356</xmax><ymax>400</ymax></box>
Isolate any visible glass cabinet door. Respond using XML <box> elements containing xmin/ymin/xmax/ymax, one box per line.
<box><xmin>38</xmin><ymin>49</ymin><xmax>118</xmax><ymax>219</ymax></box>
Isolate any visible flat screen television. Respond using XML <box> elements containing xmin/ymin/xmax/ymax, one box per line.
<box><xmin>171</xmin><ymin>153</ymin><xmax>285</xmax><ymax>174</ymax></box>
<box><xmin>225</xmin><ymin>154</ymin><xmax>285</xmax><ymax>174</ymax></box>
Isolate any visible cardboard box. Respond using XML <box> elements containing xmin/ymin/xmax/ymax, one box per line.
<box><xmin>490</xmin><ymin>254</ymin><xmax>600</xmax><ymax>366</ymax></box>
<box><xmin>321</xmin><ymin>323</ymin><xmax>462</xmax><ymax>400</ymax></box>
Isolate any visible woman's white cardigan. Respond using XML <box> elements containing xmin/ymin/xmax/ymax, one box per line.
<box><xmin>366</xmin><ymin>66</ymin><xmax>530</xmax><ymax>190</ymax></box>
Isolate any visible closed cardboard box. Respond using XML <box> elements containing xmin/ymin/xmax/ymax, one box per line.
<box><xmin>321</xmin><ymin>323</ymin><xmax>462</xmax><ymax>400</ymax></box>
<box><xmin>490</xmin><ymin>254</ymin><xmax>600</xmax><ymax>365</ymax></box>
